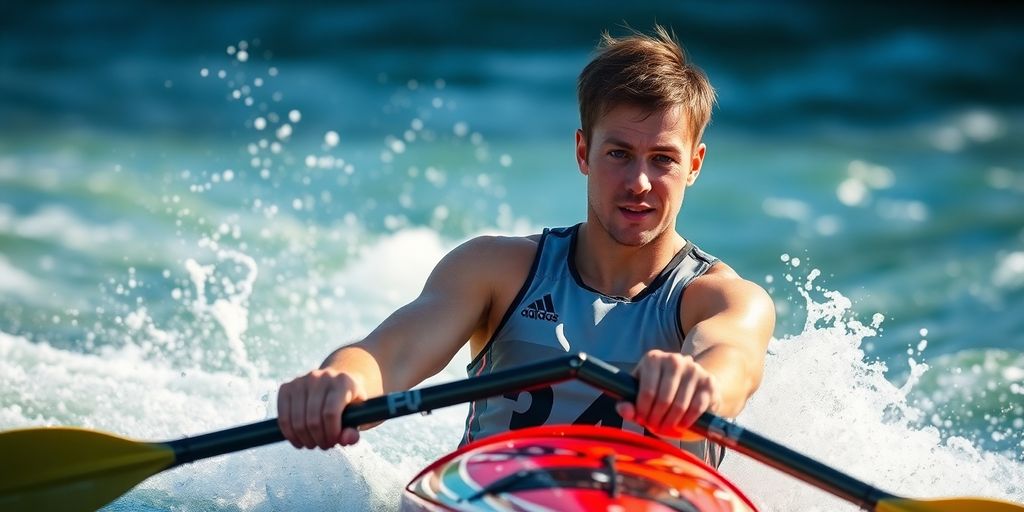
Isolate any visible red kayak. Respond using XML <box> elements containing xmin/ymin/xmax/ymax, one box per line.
<box><xmin>401</xmin><ymin>425</ymin><xmax>758</xmax><ymax>511</ymax></box>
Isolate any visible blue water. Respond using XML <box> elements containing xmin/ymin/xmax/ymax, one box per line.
<box><xmin>1</xmin><ymin>3</ymin><xmax>1023</xmax><ymax>510</ymax></box>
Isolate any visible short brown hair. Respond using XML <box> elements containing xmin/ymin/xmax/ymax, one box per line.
<box><xmin>577</xmin><ymin>25</ymin><xmax>716</xmax><ymax>148</ymax></box>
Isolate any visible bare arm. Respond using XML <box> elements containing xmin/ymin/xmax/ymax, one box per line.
<box><xmin>321</xmin><ymin>236</ymin><xmax>498</xmax><ymax>396</ymax></box>
<box><xmin>278</xmin><ymin>236</ymin><xmax>517</xmax><ymax>449</ymax></box>
<box><xmin>681</xmin><ymin>273</ymin><xmax>776</xmax><ymax>417</ymax></box>
<box><xmin>619</xmin><ymin>265</ymin><xmax>775</xmax><ymax>437</ymax></box>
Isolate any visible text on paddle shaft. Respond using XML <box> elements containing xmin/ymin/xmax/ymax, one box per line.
<box><xmin>387</xmin><ymin>389</ymin><xmax>423</xmax><ymax>415</ymax></box>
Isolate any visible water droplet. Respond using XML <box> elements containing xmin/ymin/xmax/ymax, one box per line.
<box><xmin>276</xmin><ymin>123</ymin><xmax>292</xmax><ymax>140</ymax></box>
<box><xmin>324</xmin><ymin>131</ymin><xmax>340</xmax><ymax>147</ymax></box>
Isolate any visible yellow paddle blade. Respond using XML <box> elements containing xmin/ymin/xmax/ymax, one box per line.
<box><xmin>877</xmin><ymin>496</ymin><xmax>1024</xmax><ymax>512</ymax></box>
<box><xmin>0</xmin><ymin>427</ymin><xmax>176</xmax><ymax>512</ymax></box>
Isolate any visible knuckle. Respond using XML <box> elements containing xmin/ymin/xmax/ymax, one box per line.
<box><xmin>306</xmin><ymin>415</ymin><xmax>322</xmax><ymax>428</ymax></box>
<box><xmin>323</xmin><ymin>401</ymin><xmax>344</xmax><ymax>415</ymax></box>
<box><xmin>637</xmin><ymin>388</ymin><xmax>656</xmax><ymax>401</ymax></box>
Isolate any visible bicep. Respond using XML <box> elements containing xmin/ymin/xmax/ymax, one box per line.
<box><xmin>682</xmin><ymin>281</ymin><xmax>775</xmax><ymax>389</ymax></box>
<box><xmin>359</xmin><ymin>238</ymin><xmax>495</xmax><ymax>392</ymax></box>
<box><xmin>684</xmin><ymin>292</ymin><xmax>774</xmax><ymax>358</ymax></box>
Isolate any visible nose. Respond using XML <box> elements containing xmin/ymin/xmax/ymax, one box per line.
<box><xmin>624</xmin><ymin>161</ymin><xmax>652</xmax><ymax>195</ymax></box>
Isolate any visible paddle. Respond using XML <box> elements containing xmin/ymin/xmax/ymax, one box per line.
<box><xmin>1</xmin><ymin>353</ymin><xmax>1020</xmax><ymax>512</ymax></box>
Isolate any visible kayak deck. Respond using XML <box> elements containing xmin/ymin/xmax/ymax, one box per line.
<box><xmin>402</xmin><ymin>425</ymin><xmax>757</xmax><ymax>511</ymax></box>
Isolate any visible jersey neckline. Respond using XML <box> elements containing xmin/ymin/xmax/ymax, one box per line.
<box><xmin>566</xmin><ymin>223</ymin><xmax>693</xmax><ymax>303</ymax></box>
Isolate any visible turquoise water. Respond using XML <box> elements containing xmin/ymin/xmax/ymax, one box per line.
<box><xmin>1</xmin><ymin>4</ymin><xmax>1023</xmax><ymax>510</ymax></box>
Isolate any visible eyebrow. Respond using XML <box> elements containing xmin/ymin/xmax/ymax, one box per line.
<box><xmin>602</xmin><ymin>137</ymin><xmax>682</xmax><ymax>155</ymax></box>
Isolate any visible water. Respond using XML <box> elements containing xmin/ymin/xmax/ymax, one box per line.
<box><xmin>2</xmin><ymin>3</ymin><xmax>1023</xmax><ymax>510</ymax></box>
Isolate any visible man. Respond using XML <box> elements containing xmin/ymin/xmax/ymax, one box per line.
<box><xmin>277</xmin><ymin>26</ymin><xmax>775</xmax><ymax>467</ymax></box>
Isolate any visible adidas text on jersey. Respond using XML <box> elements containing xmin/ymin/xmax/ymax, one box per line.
<box><xmin>521</xmin><ymin>294</ymin><xmax>559</xmax><ymax>322</ymax></box>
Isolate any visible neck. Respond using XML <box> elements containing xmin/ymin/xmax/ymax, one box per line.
<box><xmin>575</xmin><ymin>221</ymin><xmax>685</xmax><ymax>299</ymax></box>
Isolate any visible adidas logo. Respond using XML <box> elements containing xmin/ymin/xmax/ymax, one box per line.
<box><xmin>521</xmin><ymin>294</ymin><xmax>559</xmax><ymax>322</ymax></box>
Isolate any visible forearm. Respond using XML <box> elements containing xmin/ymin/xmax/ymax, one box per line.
<box><xmin>320</xmin><ymin>343</ymin><xmax>385</xmax><ymax>398</ymax></box>
<box><xmin>317</xmin><ymin>315</ymin><xmax>450</xmax><ymax>395</ymax></box>
<box><xmin>693</xmin><ymin>345</ymin><xmax>763</xmax><ymax>417</ymax></box>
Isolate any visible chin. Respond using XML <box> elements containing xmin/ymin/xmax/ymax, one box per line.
<box><xmin>610</xmin><ymin>228</ymin><xmax>657</xmax><ymax>247</ymax></box>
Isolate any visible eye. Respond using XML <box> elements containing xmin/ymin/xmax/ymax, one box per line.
<box><xmin>652</xmin><ymin>154</ymin><xmax>677</xmax><ymax>164</ymax></box>
<box><xmin>608</xmin><ymin>149</ymin><xmax>628</xmax><ymax>159</ymax></box>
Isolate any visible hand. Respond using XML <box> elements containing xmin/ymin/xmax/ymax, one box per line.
<box><xmin>615</xmin><ymin>350</ymin><xmax>720</xmax><ymax>439</ymax></box>
<box><xmin>277</xmin><ymin>368</ymin><xmax>367</xmax><ymax>449</ymax></box>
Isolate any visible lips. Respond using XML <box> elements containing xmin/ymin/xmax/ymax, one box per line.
<box><xmin>618</xmin><ymin>204</ymin><xmax>655</xmax><ymax>221</ymax></box>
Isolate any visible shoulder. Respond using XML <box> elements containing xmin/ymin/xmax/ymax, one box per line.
<box><xmin>681</xmin><ymin>261</ymin><xmax>775</xmax><ymax>329</ymax></box>
<box><xmin>429</xmin><ymin>234</ymin><xmax>540</xmax><ymax>281</ymax></box>
<box><xmin>447</xmin><ymin>233</ymin><xmax>540</xmax><ymax>263</ymax></box>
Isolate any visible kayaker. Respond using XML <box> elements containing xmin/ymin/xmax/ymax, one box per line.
<box><xmin>277</xmin><ymin>25</ymin><xmax>775</xmax><ymax>468</ymax></box>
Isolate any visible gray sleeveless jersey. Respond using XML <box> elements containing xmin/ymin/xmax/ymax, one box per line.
<box><xmin>462</xmin><ymin>224</ymin><xmax>725</xmax><ymax>466</ymax></box>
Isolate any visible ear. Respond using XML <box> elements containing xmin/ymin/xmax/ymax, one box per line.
<box><xmin>686</xmin><ymin>143</ymin><xmax>706</xmax><ymax>186</ymax></box>
<box><xmin>575</xmin><ymin>129</ymin><xmax>590</xmax><ymax>176</ymax></box>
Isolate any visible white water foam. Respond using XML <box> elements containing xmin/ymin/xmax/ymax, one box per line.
<box><xmin>723</xmin><ymin>270</ymin><xmax>1024</xmax><ymax>510</ymax></box>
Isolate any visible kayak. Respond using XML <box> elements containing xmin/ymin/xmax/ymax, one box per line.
<box><xmin>400</xmin><ymin>425</ymin><xmax>758</xmax><ymax>511</ymax></box>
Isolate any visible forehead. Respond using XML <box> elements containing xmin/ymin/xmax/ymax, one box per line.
<box><xmin>592</xmin><ymin>103</ymin><xmax>691</xmax><ymax>147</ymax></box>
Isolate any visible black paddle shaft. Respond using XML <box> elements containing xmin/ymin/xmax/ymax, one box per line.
<box><xmin>165</xmin><ymin>352</ymin><xmax>896</xmax><ymax>510</ymax></box>
<box><xmin>166</xmin><ymin>353</ymin><xmax>633</xmax><ymax>466</ymax></box>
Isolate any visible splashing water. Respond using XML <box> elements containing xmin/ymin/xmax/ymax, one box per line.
<box><xmin>725</xmin><ymin>268</ymin><xmax>1024</xmax><ymax>510</ymax></box>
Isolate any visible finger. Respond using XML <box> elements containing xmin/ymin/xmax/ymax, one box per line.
<box><xmin>633</xmin><ymin>357</ymin><xmax>660</xmax><ymax>423</ymax></box>
<box><xmin>277</xmin><ymin>383</ymin><xmax>302</xmax><ymax>449</ymax></box>
<box><xmin>657</xmin><ymin>368</ymin><xmax>695</xmax><ymax>434</ymax></box>
<box><xmin>289</xmin><ymin>382</ymin><xmax>316</xmax><ymax>449</ymax></box>
<box><xmin>648</xmin><ymin>360</ymin><xmax>684</xmax><ymax>429</ymax></box>
<box><xmin>681</xmin><ymin>375</ymin><xmax>720</xmax><ymax>430</ymax></box>
<box><xmin>340</xmin><ymin>427</ymin><xmax>360</xmax><ymax>446</ymax></box>
<box><xmin>616</xmin><ymin>401</ymin><xmax>635</xmax><ymax>421</ymax></box>
<box><xmin>321</xmin><ymin>386</ymin><xmax>347</xmax><ymax>449</ymax></box>
<box><xmin>663</xmin><ymin>367</ymin><xmax>698</xmax><ymax>434</ymax></box>
<box><xmin>305</xmin><ymin>376</ymin><xmax>330</xmax><ymax>448</ymax></box>
<box><xmin>678</xmin><ymin>387</ymin><xmax>714</xmax><ymax>433</ymax></box>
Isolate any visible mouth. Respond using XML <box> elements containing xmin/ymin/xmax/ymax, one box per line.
<box><xmin>618</xmin><ymin>205</ymin><xmax>655</xmax><ymax>221</ymax></box>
